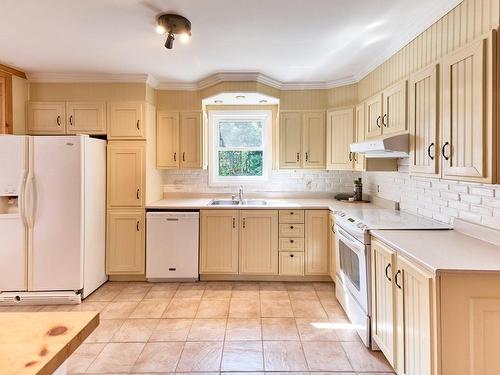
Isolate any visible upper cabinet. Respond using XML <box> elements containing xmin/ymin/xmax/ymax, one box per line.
<box><xmin>279</xmin><ymin>111</ymin><xmax>325</xmax><ymax>169</ymax></box>
<box><xmin>326</xmin><ymin>108</ymin><xmax>354</xmax><ymax>170</ymax></box>
<box><xmin>66</xmin><ymin>101</ymin><xmax>106</xmax><ymax>135</ymax></box>
<box><xmin>353</xmin><ymin>102</ymin><xmax>366</xmax><ymax>171</ymax></box>
<box><xmin>27</xmin><ymin>102</ymin><xmax>66</xmax><ymax>135</ymax></box>
<box><xmin>107</xmin><ymin>101</ymin><xmax>144</xmax><ymax>139</ymax></box>
<box><xmin>156</xmin><ymin>110</ymin><xmax>203</xmax><ymax>169</ymax></box>
<box><xmin>365</xmin><ymin>94</ymin><xmax>383</xmax><ymax>139</ymax></box>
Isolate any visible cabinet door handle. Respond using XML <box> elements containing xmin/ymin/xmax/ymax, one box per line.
<box><xmin>69</xmin><ymin>115</ymin><xmax>73</xmax><ymax>126</ymax></box>
<box><xmin>56</xmin><ymin>115</ymin><xmax>61</xmax><ymax>126</ymax></box>
<box><xmin>427</xmin><ymin>142</ymin><xmax>435</xmax><ymax>160</ymax></box>
<box><xmin>349</xmin><ymin>152</ymin><xmax>352</xmax><ymax>162</ymax></box>
<box><xmin>353</xmin><ymin>153</ymin><xmax>358</xmax><ymax>162</ymax></box>
<box><xmin>385</xmin><ymin>263</ymin><xmax>392</xmax><ymax>281</ymax></box>
<box><xmin>136</xmin><ymin>221</ymin><xmax>140</xmax><ymax>231</ymax></box>
<box><xmin>232</xmin><ymin>217</ymin><xmax>236</xmax><ymax>228</ymax></box>
<box><xmin>136</xmin><ymin>120</ymin><xmax>140</xmax><ymax>130</ymax></box>
<box><xmin>173</xmin><ymin>152</ymin><xmax>177</xmax><ymax>162</ymax></box>
<box><xmin>441</xmin><ymin>142</ymin><xmax>450</xmax><ymax>160</ymax></box>
<box><xmin>290</xmin><ymin>212</ymin><xmax>294</xmax><ymax>215</ymax></box>
<box><xmin>182</xmin><ymin>152</ymin><xmax>185</xmax><ymax>162</ymax></box>
<box><xmin>242</xmin><ymin>218</ymin><xmax>246</xmax><ymax>228</ymax></box>
<box><xmin>290</xmin><ymin>254</ymin><xmax>294</xmax><ymax>258</ymax></box>
<box><xmin>305</xmin><ymin>152</ymin><xmax>309</xmax><ymax>162</ymax></box>
<box><xmin>376</xmin><ymin>116</ymin><xmax>381</xmax><ymax>128</ymax></box>
<box><xmin>382</xmin><ymin>114</ymin><xmax>388</xmax><ymax>127</ymax></box>
<box><xmin>395</xmin><ymin>270</ymin><xmax>402</xmax><ymax>289</ymax></box>
<box><xmin>136</xmin><ymin>189</ymin><xmax>140</xmax><ymax>199</ymax></box>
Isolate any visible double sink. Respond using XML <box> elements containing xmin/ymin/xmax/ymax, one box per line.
<box><xmin>208</xmin><ymin>199</ymin><xmax>268</xmax><ymax>206</ymax></box>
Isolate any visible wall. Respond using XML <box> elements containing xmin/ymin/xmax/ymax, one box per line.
<box><xmin>361</xmin><ymin>0</ymin><xmax>500</xmax><ymax>229</ymax></box>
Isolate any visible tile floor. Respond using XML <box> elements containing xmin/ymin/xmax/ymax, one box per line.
<box><xmin>0</xmin><ymin>281</ymin><xmax>395</xmax><ymax>374</ymax></box>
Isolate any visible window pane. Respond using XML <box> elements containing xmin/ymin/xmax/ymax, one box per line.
<box><xmin>218</xmin><ymin>151</ymin><xmax>263</xmax><ymax>176</ymax></box>
<box><xmin>219</xmin><ymin>121</ymin><xmax>263</xmax><ymax>148</ymax></box>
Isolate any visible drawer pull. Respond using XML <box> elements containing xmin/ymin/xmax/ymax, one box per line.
<box><xmin>290</xmin><ymin>225</ymin><xmax>294</xmax><ymax>229</ymax></box>
<box><xmin>290</xmin><ymin>254</ymin><xmax>294</xmax><ymax>258</ymax></box>
<box><xmin>242</xmin><ymin>218</ymin><xmax>246</xmax><ymax>228</ymax></box>
<box><xmin>232</xmin><ymin>217</ymin><xmax>236</xmax><ymax>228</ymax></box>
<box><xmin>290</xmin><ymin>239</ymin><xmax>294</xmax><ymax>243</ymax></box>
<box><xmin>290</xmin><ymin>212</ymin><xmax>294</xmax><ymax>215</ymax></box>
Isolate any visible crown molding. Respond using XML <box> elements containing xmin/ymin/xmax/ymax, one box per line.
<box><xmin>27</xmin><ymin>72</ymin><xmax>151</xmax><ymax>84</ymax></box>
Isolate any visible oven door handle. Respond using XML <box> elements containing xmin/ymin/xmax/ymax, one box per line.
<box><xmin>335</xmin><ymin>226</ymin><xmax>365</xmax><ymax>254</ymax></box>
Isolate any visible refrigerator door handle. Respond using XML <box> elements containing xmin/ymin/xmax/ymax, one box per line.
<box><xmin>25</xmin><ymin>175</ymin><xmax>37</xmax><ymax>229</ymax></box>
<box><xmin>19</xmin><ymin>170</ymin><xmax>29</xmax><ymax>226</ymax></box>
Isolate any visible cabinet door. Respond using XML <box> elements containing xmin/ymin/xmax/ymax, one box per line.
<box><xmin>180</xmin><ymin>112</ymin><xmax>203</xmax><ymax>169</ymax></box>
<box><xmin>409</xmin><ymin>64</ymin><xmax>439</xmax><ymax>176</ymax></box>
<box><xmin>27</xmin><ymin>102</ymin><xmax>66</xmax><ymax>134</ymax></box>
<box><xmin>279</xmin><ymin>112</ymin><xmax>302</xmax><ymax>168</ymax></box>
<box><xmin>107</xmin><ymin>102</ymin><xmax>144</xmax><ymax>139</ymax></box>
<box><xmin>240</xmin><ymin>210</ymin><xmax>278</xmax><ymax>275</ymax></box>
<box><xmin>371</xmin><ymin>239</ymin><xmax>396</xmax><ymax>367</ymax></box>
<box><xmin>365</xmin><ymin>94</ymin><xmax>383</xmax><ymax>139</ymax></box>
<box><xmin>304</xmin><ymin>210</ymin><xmax>329</xmax><ymax>275</ymax></box>
<box><xmin>395</xmin><ymin>255</ymin><xmax>433</xmax><ymax>375</ymax></box>
<box><xmin>326</xmin><ymin>108</ymin><xmax>354</xmax><ymax>170</ymax></box>
<box><xmin>66</xmin><ymin>101</ymin><xmax>106</xmax><ymax>135</ymax></box>
<box><xmin>329</xmin><ymin>212</ymin><xmax>336</xmax><ymax>280</ymax></box>
<box><xmin>200</xmin><ymin>210</ymin><xmax>239</xmax><ymax>274</ymax></box>
<box><xmin>302</xmin><ymin>112</ymin><xmax>326</xmax><ymax>168</ymax></box>
<box><xmin>157</xmin><ymin>111</ymin><xmax>179</xmax><ymax>169</ymax></box>
<box><xmin>279</xmin><ymin>252</ymin><xmax>304</xmax><ymax>276</ymax></box>
<box><xmin>442</xmin><ymin>37</ymin><xmax>487</xmax><ymax>181</ymax></box>
<box><xmin>107</xmin><ymin>142</ymin><xmax>144</xmax><ymax>208</ymax></box>
<box><xmin>354</xmin><ymin>102</ymin><xmax>366</xmax><ymax>171</ymax></box>
<box><xmin>382</xmin><ymin>80</ymin><xmax>408</xmax><ymax>135</ymax></box>
<box><xmin>107</xmin><ymin>210</ymin><xmax>145</xmax><ymax>275</ymax></box>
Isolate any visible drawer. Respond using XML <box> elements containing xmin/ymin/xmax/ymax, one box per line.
<box><xmin>279</xmin><ymin>223</ymin><xmax>304</xmax><ymax>238</ymax></box>
<box><xmin>280</xmin><ymin>237</ymin><xmax>304</xmax><ymax>252</ymax></box>
<box><xmin>279</xmin><ymin>210</ymin><xmax>305</xmax><ymax>223</ymax></box>
<box><xmin>279</xmin><ymin>252</ymin><xmax>304</xmax><ymax>276</ymax></box>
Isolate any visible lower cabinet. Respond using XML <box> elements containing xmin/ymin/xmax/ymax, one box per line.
<box><xmin>328</xmin><ymin>212</ymin><xmax>336</xmax><ymax>281</ymax></box>
<box><xmin>279</xmin><ymin>252</ymin><xmax>305</xmax><ymax>276</ymax></box>
<box><xmin>305</xmin><ymin>210</ymin><xmax>329</xmax><ymax>275</ymax></box>
<box><xmin>239</xmin><ymin>210</ymin><xmax>279</xmax><ymax>275</ymax></box>
<box><xmin>106</xmin><ymin>210</ymin><xmax>145</xmax><ymax>275</ymax></box>
<box><xmin>200</xmin><ymin>210</ymin><xmax>239</xmax><ymax>274</ymax></box>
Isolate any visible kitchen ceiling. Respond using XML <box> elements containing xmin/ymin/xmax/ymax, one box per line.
<box><xmin>0</xmin><ymin>0</ymin><xmax>461</xmax><ymax>87</ymax></box>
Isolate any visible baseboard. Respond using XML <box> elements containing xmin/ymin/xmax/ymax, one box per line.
<box><xmin>200</xmin><ymin>274</ymin><xmax>333</xmax><ymax>282</ymax></box>
<box><xmin>108</xmin><ymin>274</ymin><xmax>147</xmax><ymax>282</ymax></box>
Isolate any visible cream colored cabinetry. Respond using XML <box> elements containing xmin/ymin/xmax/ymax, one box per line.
<box><xmin>326</xmin><ymin>108</ymin><xmax>354</xmax><ymax>170</ymax></box>
<box><xmin>279</xmin><ymin>252</ymin><xmax>305</xmax><ymax>276</ymax></box>
<box><xmin>106</xmin><ymin>210</ymin><xmax>145</xmax><ymax>275</ymax></box>
<box><xmin>107</xmin><ymin>101</ymin><xmax>144</xmax><ymax>139</ymax></box>
<box><xmin>27</xmin><ymin>102</ymin><xmax>66</xmax><ymax>134</ymax></box>
<box><xmin>279</xmin><ymin>210</ymin><xmax>305</xmax><ymax>276</ymax></box>
<box><xmin>279</xmin><ymin>111</ymin><xmax>325</xmax><ymax>169</ymax></box>
<box><xmin>353</xmin><ymin>103</ymin><xmax>366</xmax><ymax>171</ymax></box>
<box><xmin>66</xmin><ymin>102</ymin><xmax>106</xmax><ymax>134</ymax></box>
<box><xmin>365</xmin><ymin>94</ymin><xmax>383</xmax><ymax>139</ymax></box>
<box><xmin>107</xmin><ymin>141</ymin><xmax>145</xmax><ymax>208</ymax></box>
<box><xmin>305</xmin><ymin>210</ymin><xmax>329</xmax><ymax>275</ymax></box>
<box><xmin>200</xmin><ymin>210</ymin><xmax>239</xmax><ymax>274</ymax></box>
<box><xmin>328</xmin><ymin>212</ymin><xmax>336</xmax><ymax>280</ymax></box>
<box><xmin>157</xmin><ymin>111</ymin><xmax>202</xmax><ymax>169</ymax></box>
<box><xmin>239</xmin><ymin>210</ymin><xmax>278</xmax><ymax>275</ymax></box>
<box><xmin>409</xmin><ymin>63</ymin><xmax>439</xmax><ymax>177</ymax></box>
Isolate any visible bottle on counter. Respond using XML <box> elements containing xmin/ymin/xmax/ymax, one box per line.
<box><xmin>353</xmin><ymin>178</ymin><xmax>363</xmax><ymax>201</ymax></box>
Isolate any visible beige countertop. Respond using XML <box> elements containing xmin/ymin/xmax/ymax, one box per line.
<box><xmin>371</xmin><ymin>228</ymin><xmax>500</xmax><ymax>274</ymax></box>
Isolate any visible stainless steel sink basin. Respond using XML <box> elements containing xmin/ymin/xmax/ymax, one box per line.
<box><xmin>241</xmin><ymin>199</ymin><xmax>268</xmax><ymax>206</ymax></box>
<box><xmin>208</xmin><ymin>199</ymin><xmax>240</xmax><ymax>206</ymax></box>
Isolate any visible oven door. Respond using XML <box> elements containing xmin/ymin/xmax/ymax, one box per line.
<box><xmin>334</xmin><ymin>225</ymin><xmax>368</xmax><ymax>313</ymax></box>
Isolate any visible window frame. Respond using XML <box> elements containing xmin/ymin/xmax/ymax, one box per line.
<box><xmin>208</xmin><ymin>110</ymin><xmax>272</xmax><ymax>186</ymax></box>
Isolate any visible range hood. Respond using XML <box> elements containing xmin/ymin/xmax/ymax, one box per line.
<box><xmin>350</xmin><ymin>133</ymin><xmax>409</xmax><ymax>158</ymax></box>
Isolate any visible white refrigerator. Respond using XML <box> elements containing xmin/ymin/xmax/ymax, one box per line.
<box><xmin>0</xmin><ymin>135</ymin><xmax>107</xmax><ymax>303</ymax></box>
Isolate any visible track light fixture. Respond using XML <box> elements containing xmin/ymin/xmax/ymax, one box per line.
<box><xmin>156</xmin><ymin>13</ymin><xmax>191</xmax><ymax>50</ymax></box>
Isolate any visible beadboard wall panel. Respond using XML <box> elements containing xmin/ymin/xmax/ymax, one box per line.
<box><xmin>359</xmin><ymin>0</ymin><xmax>500</xmax><ymax>100</ymax></box>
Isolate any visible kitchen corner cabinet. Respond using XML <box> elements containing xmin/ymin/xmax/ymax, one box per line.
<box><xmin>106</xmin><ymin>210</ymin><xmax>145</xmax><ymax>275</ymax></box>
<box><xmin>200</xmin><ymin>210</ymin><xmax>239</xmax><ymax>274</ymax></box>
<box><xmin>239</xmin><ymin>210</ymin><xmax>278</xmax><ymax>275</ymax></box>
<box><xmin>305</xmin><ymin>210</ymin><xmax>329</xmax><ymax>275</ymax></box>
<box><xmin>27</xmin><ymin>102</ymin><xmax>66</xmax><ymax>134</ymax></box>
<box><xmin>107</xmin><ymin>141</ymin><xmax>145</xmax><ymax>208</ymax></box>
<box><xmin>107</xmin><ymin>101</ymin><xmax>145</xmax><ymax>139</ymax></box>
<box><xmin>279</xmin><ymin>111</ymin><xmax>325</xmax><ymax>169</ymax></box>
<box><xmin>326</xmin><ymin>107</ymin><xmax>354</xmax><ymax>170</ymax></box>
<box><xmin>157</xmin><ymin>111</ymin><xmax>203</xmax><ymax>169</ymax></box>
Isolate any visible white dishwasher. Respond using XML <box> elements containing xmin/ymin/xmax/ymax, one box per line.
<box><xmin>146</xmin><ymin>211</ymin><xmax>199</xmax><ymax>281</ymax></box>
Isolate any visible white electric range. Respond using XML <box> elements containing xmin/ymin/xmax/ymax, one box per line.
<box><xmin>333</xmin><ymin>207</ymin><xmax>450</xmax><ymax>348</ymax></box>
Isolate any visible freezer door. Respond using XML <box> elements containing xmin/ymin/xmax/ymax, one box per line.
<box><xmin>28</xmin><ymin>136</ymin><xmax>84</xmax><ymax>291</ymax></box>
<box><xmin>0</xmin><ymin>214</ymin><xmax>27</xmax><ymax>291</ymax></box>
<box><xmin>0</xmin><ymin>135</ymin><xmax>28</xmax><ymax>196</ymax></box>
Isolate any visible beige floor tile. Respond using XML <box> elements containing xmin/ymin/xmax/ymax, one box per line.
<box><xmin>312</xmin><ymin>282</ymin><xmax>335</xmax><ymax>291</ymax></box>
<box><xmin>291</xmin><ymin>299</ymin><xmax>327</xmax><ymax>318</ymax></box>
<box><xmin>202</xmin><ymin>289</ymin><xmax>232</xmax><ymax>299</ymax></box>
<box><xmin>0</xmin><ymin>305</ymin><xmax>42</xmax><ymax>312</ymax></box>
<box><xmin>259</xmin><ymin>281</ymin><xmax>287</xmax><ymax>291</ymax></box>
<box><xmin>316</xmin><ymin>290</ymin><xmax>338</xmax><ymax>302</ymax></box>
<box><xmin>288</xmin><ymin>290</ymin><xmax>319</xmax><ymax>300</ymax></box>
<box><xmin>231</xmin><ymin>290</ymin><xmax>260</xmax><ymax>299</ymax></box>
<box><xmin>232</xmin><ymin>281</ymin><xmax>260</xmax><ymax>291</ymax></box>
<box><xmin>143</xmin><ymin>289</ymin><xmax>176</xmax><ymax>300</ymax></box>
<box><xmin>150</xmin><ymin>282</ymin><xmax>180</xmax><ymax>290</ymax></box>
<box><xmin>225</xmin><ymin>318</ymin><xmax>262</xmax><ymax>341</ymax></box>
<box><xmin>221</xmin><ymin>341</ymin><xmax>264</xmax><ymax>371</ymax></box>
<box><xmin>196</xmin><ymin>299</ymin><xmax>230</xmax><ymax>318</ymax></box>
<box><xmin>176</xmin><ymin>341</ymin><xmax>223</xmax><ymax>372</ymax></box>
<box><xmin>259</xmin><ymin>290</ymin><xmax>290</xmax><ymax>300</ymax></box>
<box><xmin>87</xmin><ymin>342</ymin><xmax>145</xmax><ymax>373</ymax></box>
<box><xmin>188</xmin><ymin>318</ymin><xmax>227</xmax><ymax>341</ymax></box>
<box><xmin>262</xmin><ymin>318</ymin><xmax>299</xmax><ymax>340</ymax></box>
<box><xmin>129</xmin><ymin>300</ymin><xmax>169</xmax><ymax>318</ymax></box>
<box><xmin>84</xmin><ymin>319</ymin><xmax>124</xmax><ymax>343</ymax></box>
<box><xmin>111</xmin><ymin>319</ymin><xmax>159</xmax><ymax>342</ymax></box>
<box><xmin>205</xmin><ymin>281</ymin><xmax>234</xmax><ymax>290</ymax></box>
<box><xmin>328</xmin><ymin>315</ymin><xmax>361</xmax><ymax>341</ymax></box>
<box><xmin>285</xmin><ymin>282</ymin><xmax>315</xmax><ymax>291</ymax></box>
<box><xmin>295</xmin><ymin>318</ymin><xmax>340</xmax><ymax>341</ymax></box>
<box><xmin>263</xmin><ymin>341</ymin><xmax>308</xmax><ymax>371</ymax></box>
<box><xmin>178</xmin><ymin>282</ymin><xmax>207</xmax><ymax>290</ymax></box>
<box><xmin>114</xmin><ymin>285</ymin><xmax>151</xmax><ymax>301</ymax></box>
<box><xmin>72</xmin><ymin>301</ymin><xmax>109</xmax><ymax>312</ymax></box>
<box><xmin>229</xmin><ymin>298</ymin><xmax>261</xmax><ymax>318</ymax></box>
<box><xmin>100</xmin><ymin>301</ymin><xmax>138</xmax><ymax>319</ymax></box>
<box><xmin>67</xmin><ymin>343</ymin><xmax>105</xmax><ymax>373</ymax></box>
<box><xmin>260</xmin><ymin>299</ymin><xmax>294</xmax><ymax>318</ymax></box>
<box><xmin>175</xmin><ymin>289</ymin><xmax>205</xmax><ymax>299</ymax></box>
<box><xmin>39</xmin><ymin>305</ymin><xmax>76</xmax><ymax>312</ymax></box>
<box><xmin>341</xmin><ymin>341</ymin><xmax>393</xmax><ymax>372</ymax></box>
<box><xmin>149</xmin><ymin>318</ymin><xmax>193</xmax><ymax>342</ymax></box>
<box><xmin>302</xmin><ymin>341</ymin><xmax>352</xmax><ymax>371</ymax></box>
<box><xmin>131</xmin><ymin>342</ymin><xmax>184</xmax><ymax>373</ymax></box>
<box><xmin>163</xmin><ymin>298</ymin><xmax>200</xmax><ymax>318</ymax></box>
<box><xmin>85</xmin><ymin>285</ymin><xmax>122</xmax><ymax>302</ymax></box>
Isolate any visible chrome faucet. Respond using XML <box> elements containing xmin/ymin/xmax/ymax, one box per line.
<box><xmin>238</xmin><ymin>185</ymin><xmax>244</xmax><ymax>202</ymax></box>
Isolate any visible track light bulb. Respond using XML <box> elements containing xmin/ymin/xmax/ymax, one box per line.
<box><xmin>165</xmin><ymin>32</ymin><xmax>175</xmax><ymax>49</ymax></box>
<box><xmin>156</xmin><ymin>25</ymin><xmax>166</xmax><ymax>35</ymax></box>
<box><xmin>179</xmin><ymin>33</ymin><xmax>190</xmax><ymax>43</ymax></box>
